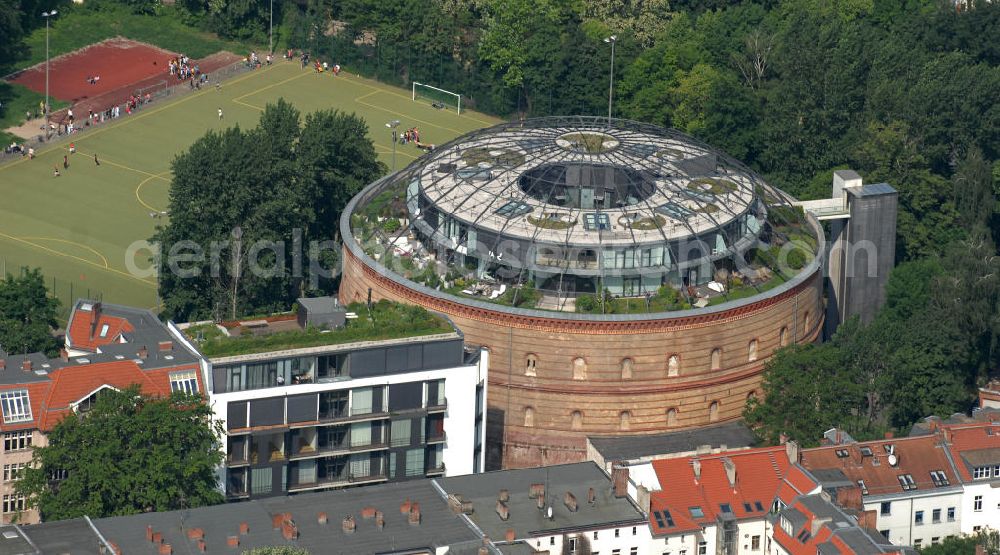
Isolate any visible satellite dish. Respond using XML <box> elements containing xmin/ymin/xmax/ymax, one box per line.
<box><xmin>887</xmin><ymin>454</ymin><xmax>898</xmax><ymax>467</ymax></box>
<box><xmin>546</xmin><ymin>506</ymin><xmax>553</xmax><ymax>519</ymax></box>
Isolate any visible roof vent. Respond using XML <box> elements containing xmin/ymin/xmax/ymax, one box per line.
<box><xmin>563</xmin><ymin>492</ymin><xmax>578</xmax><ymax>512</ymax></box>
<box><xmin>76</xmin><ymin>358</ymin><xmax>90</xmax><ymax>364</ymax></box>
<box><xmin>2</xmin><ymin>530</ymin><xmax>19</xmax><ymax>539</ymax></box>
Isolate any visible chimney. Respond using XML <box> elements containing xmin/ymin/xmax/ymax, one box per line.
<box><xmin>529</xmin><ymin>483</ymin><xmax>545</xmax><ymax>499</ymax></box>
<box><xmin>884</xmin><ymin>431</ymin><xmax>894</xmax><ymax>439</ymax></box>
<box><xmin>146</xmin><ymin>525</ymin><xmax>153</xmax><ymax>542</ymax></box>
<box><xmin>227</xmin><ymin>536</ymin><xmax>239</xmax><ymax>548</ymax></box>
<box><xmin>408</xmin><ymin>503</ymin><xmax>421</xmax><ymax>526</ymax></box>
<box><xmin>498</xmin><ymin>489</ymin><xmax>510</xmax><ymax>503</ymax></box>
<box><xmin>342</xmin><ymin>516</ymin><xmax>356</xmax><ymax>534</ymax></box>
<box><xmin>239</xmin><ymin>522</ymin><xmax>250</xmax><ymax>535</ymax></box>
<box><xmin>318</xmin><ymin>512</ymin><xmax>328</xmax><ymax>525</ymax></box>
<box><xmin>281</xmin><ymin>520</ymin><xmax>298</xmax><ymax>540</ymax></box>
<box><xmin>779</xmin><ymin>432</ymin><xmax>789</xmax><ymax>445</ymax></box>
<box><xmin>692</xmin><ymin>459</ymin><xmax>702</xmax><ymax>481</ymax></box>
<box><xmin>479</xmin><ymin>548</ymin><xmax>489</xmax><ymax>555</ymax></box>
<box><xmin>138</xmin><ymin>346</ymin><xmax>148</xmax><ymax>359</ymax></box>
<box><xmin>90</xmin><ymin>302</ymin><xmax>102</xmax><ymax>340</ymax></box>
<box><xmin>496</xmin><ymin>500</ymin><xmax>510</xmax><ymax>521</ymax></box>
<box><xmin>186</xmin><ymin>528</ymin><xmax>204</xmax><ymax>540</ymax></box>
<box><xmin>401</xmin><ymin>498</ymin><xmax>412</xmax><ymax>514</ymax></box>
<box><xmin>60</xmin><ymin>348</ymin><xmax>69</xmax><ymax>362</ymax></box>
<box><xmin>21</xmin><ymin>359</ymin><xmax>31</xmax><ymax>372</ymax></box>
<box><xmin>612</xmin><ymin>463</ymin><xmax>629</xmax><ymax>498</ymax></box>
<box><xmin>158</xmin><ymin>340</ymin><xmax>173</xmax><ymax>352</ymax></box>
<box><xmin>786</xmin><ymin>440</ymin><xmax>800</xmax><ymax>464</ymax></box>
<box><xmin>564</xmin><ymin>492</ymin><xmax>578</xmax><ymax>512</ymax></box>
<box><xmin>858</xmin><ymin>510</ymin><xmax>878</xmax><ymax>529</ymax></box>
<box><xmin>723</xmin><ymin>457</ymin><xmax>737</xmax><ymax>489</ymax></box>
<box><xmin>158</xmin><ymin>544</ymin><xmax>172</xmax><ymax>555</ymax></box>
<box><xmin>196</xmin><ymin>539</ymin><xmax>206</xmax><ymax>553</ymax></box>
<box><xmin>588</xmin><ymin>487</ymin><xmax>596</xmax><ymax>505</ymax></box>
<box><xmin>0</xmin><ymin>359</ymin><xmax>5</xmax><ymax>371</ymax></box>
<box><xmin>505</xmin><ymin>528</ymin><xmax>516</xmax><ymax>542</ymax></box>
<box><xmin>536</xmin><ymin>493</ymin><xmax>545</xmax><ymax>510</ymax></box>
<box><xmin>151</xmin><ymin>532</ymin><xmax>163</xmax><ymax>544</ymax></box>
<box><xmin>375</xmin><ymin>511</ymin><xmax>385</xmax><ymax>529</ymax></box>
<box><xmin>361</xmin><ymin>506</ymin><xmax>377</xmax><ymax>519</ymax></box>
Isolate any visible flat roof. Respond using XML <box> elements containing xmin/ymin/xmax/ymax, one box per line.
<box><xmin>437</xmin><ymin>462</ymin><xmax>645</xmax><ymax>540</ymax></box>
<box><xmin>0</xmin><ymin>525</ymin><xmax>40</xmax><ymax>555</ymax></box>
<box><xmin>588</xmin><ymin>421</ymin><xmax>755</xmax><ymax>461</ymax></box>
<box><xmin>182</xmin><ymin>301</ymin><xmax>459</xmax><ymax>358</ymax></box>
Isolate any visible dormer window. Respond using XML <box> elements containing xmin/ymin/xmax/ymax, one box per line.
<box><xmin>0</xmin><ymin>390</ymin><xmax>32</xmax><ymax>423</ymax></box>
<box><xmin>859</xmin><ymin>446</ymin><xmax>873</xmax><ymax>457</ymax></box>
<box><xmin>897</xmin><ymin>474</ymin><xmax>916</xmax><ymax>491</ymax></box>
<box><xmin>72</xmin><ymin>385</ymin><xmax>118</xmax><ymax>414</ymax></box>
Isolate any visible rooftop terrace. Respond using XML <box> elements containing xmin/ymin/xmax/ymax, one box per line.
<box><xmin>181</xmin><ymin>300</ymin><xmax>456</xmax><ymax>358</ymax></box>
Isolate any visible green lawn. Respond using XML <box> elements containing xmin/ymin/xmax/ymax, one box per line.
<box><xmin>0</xmin><ymin>82</ymin><xmax>68</xmax><ymax>145</ymax></box>
<box><xmin>0</xmin><ymin>61</ymin><xmax>498</xmax><ymax>315</ymax></box>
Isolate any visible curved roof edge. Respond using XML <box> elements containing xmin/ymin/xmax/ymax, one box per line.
<box><xmin>341</xmin><ymin>172</ymin><xmax>826</xmax><ymax>324</ymax></box>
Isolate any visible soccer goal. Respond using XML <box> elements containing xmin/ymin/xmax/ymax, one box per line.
<box><xmin>412</xmin><ymin>82</ymin><xmax>462</xmax><ymax>115</ymax></box>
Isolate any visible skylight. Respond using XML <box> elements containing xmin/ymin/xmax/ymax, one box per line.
<box><xmin>835</xmin><ymin>449</ymin><xmax>849</xmax><ymax>458</ymax></box>
<box><xmin>897</xmin><ymin>474</ymin><xmax>916</xmax><ymax>491</ymax></box>
<box><xmin>653</xmin><ymin>509</ymin><xmax>676</xmax><ymax>528</ymax></box>
<box><xmin>720</xmin><ymin>503</ymin><xmax>733</xmax><ymax>514</ymax></box>
<box><xmin>754</xmin><ymin>501</ymin><xmax>764</xmax><ymax>512</ymax></box>
<box><xmin>859</xmin><ymin>446</ymin><xmax>873</xmax><ymax>457</ymax></box>
<box><xmin>743</xmin><ymin>502</ymin><xmax>753</xmax><ymax>513</ymax></box>
<box><xmin>495</xmin><ymin>200</ymin><xmax>532</xmax><ymax>218</ymax></box>
<box><xmin>857</xmin><ymin>480</ymin><xmax>868</xmax><ymax>495</ymax></box>
<box><xmin>690</xmin><ymin>506</ymin><xmax>705</xmax><ymax>519</ymax></box>
<box><xmin>99</xmin><ymin>324</ymin><xmax>110</xmax><ymax>338</ymax></box>
<box><xmin>0</xmin><ymin>390</ymin><xmax>32</xmax><ymax>424</ymax></box>
<box><xmin>930</xmin><ymin>470</ymin><xmax>949</xmax><ymax>487</ymax></box>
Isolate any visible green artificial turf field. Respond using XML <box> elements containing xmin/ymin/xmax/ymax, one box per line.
<box><xmin>0</xmin><ymin>61</ymin><xmax>498</xmax><ymax>316</ymax></box>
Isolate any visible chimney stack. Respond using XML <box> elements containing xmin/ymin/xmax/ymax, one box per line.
<box><xmin>505</xmin><ymin>528</ymin><xmax>516</xmax><ymax>542</ymax></box>
<box><xmin>723</xmin><ymin>457</ymin><xmax>737</xmax><ymax>489</ymax></box>
<box><xmin>408</xmin><ymin>503</ymin><xmax>421</xmax><ymax>526</ymax></box>
<box><xmin>226</xmin><ymin>536</ymin><xmax>239</xmax><ymax>548</ymax></box>
<box><xmin>612</xmin><ymin>463</ymin><xmax>629</xmax><ymax>498</ymax></box>
<box><xmin>361</xmin><ymin>506</ymin><xmax>377</xmax><ymax>519</ymax></box>
<box><xmin>151</xmin><ymin>532</ymin><xmax>163</xmax><ymax>544</ymax></box>
<box><xmin>186</xmin><ymin>528</ymin><xmax>204</xmax><ymax>540</ymax></box>
<box><xmin>536</xmin><ymin>493</ymin><xmax>545</xmax><ymax>510</ymax></box>
<box><xmin>375</xmin><ymin>511</ymin><xmax>385</xmax><ymax>530</ymax></box>
<box><xmin>317</xmin><ymin>512</ymin><xmax>328</xmax><ymax>525</ymax></box>
<box><xmin>90</xmin><ymin>302</ymin><xmax>102</xmax><ymax>340</ymax></box>
<box><xmin>60</xmin><ymin>348</ymin><xmax>69</xmax><ymax>362</ymax></box>
<box><xmin>146</xmin><ymin>525</ymin><xmax>153</xmax><ymax>542</ymax></box>
<box><xmin>342</xmin><ymin>516</ymin><xmax>356</xmax><ymax>534</ymax></box>
<box><xmin>588</xmin><ymin>487</ymin><xmax>596</xmax><ymax>505</ymax></box>
<box><xmin>401</xmin><ymin>498</ymin><xmax>412</xmax><ymax>514</ymax></box>
<box><xmin>692</xmin><ymin>459</ymin><xmax>702</xmax><ymax>481</ymax></box>
<box><xmin>786</xmin><ymin>440</ymin><xmax>800</xmax><ymax>464</ymax></box>
<box><xmin>563</xmin><ymin>492</ymin><xmax>578</xmax><ymax>512</ymax></box>
<box><xmin>21</xmin><ymin>359</ymin><xmax>31</xmax><ymax>372</ymax></box>
<box><xmin>158</xmin><ymin>340</ymin><xmax>173</xmax><ymax>352</ymax></box>
<box><xmin>0</xmin><ymin>359</ymin><xmax>5</xmax><ymax>371</ymax></box>
<box><xmin>499</xmin><ymin>489</ymin><xmax>510</xmax><ymax>503</ymax></box>
<box><xmin>496</xmin><ymin>500</ymin><xmax>510</xmax><ymax>521</ymax></box>
<box><xmin>239</xmin><ymin>522</ymin><xmax>250</xmax><ymax>535</ymax></box>
<box><xmin>158</xmin><ymin>544</ymin><xmax>172</xmax><ymax>555</ymax></box>
<box><xmin>196</xmin><ymin>539</ymin><xmax>206</xmax><ymax>553</ymax></box>
<box><xmin>138</xmin><ymin>346</ymin><xmax>148</xmax><ymax>359</ymax></box>
<box><xmin>529</xmin><ymin>483</ymin><xmax>545</xmax><ymax>499</ymax></box>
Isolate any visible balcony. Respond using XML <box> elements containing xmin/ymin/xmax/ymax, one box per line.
<box><xmin>227</xmin><ymin>451</ymin><xmax>250</xmax><ymax>467</ymax></box>
<box><xmin>318</xmin><ymin>408</ymin><xmax>390</xmax><ymax>424</ymax></box>
<box><xmin>425</xmin><ymin>430</ymin><xmax>447</xmax><ymax>444</ymax></box>
<box><xmin>425</xmin><ymin>398</ymin><xmax>448</xmax><ymax>413</ymax></box>
<box><xmin>287</xmin><ymin>470</ymin><xmax>388</xmax><ymax>492</ymax></box>
<box><xmin>289</xmin><ymin>440</ymin><xmax>388</xmax><ymax>460</ymax></box>
<box><xmin>426</xmin><ymin>462</ymin><xmax>446</xmax><ymax>476</ymax></box>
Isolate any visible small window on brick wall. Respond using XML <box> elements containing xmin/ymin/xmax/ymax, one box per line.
<box><xmin>666</xmin><ymin>408</ymin><xmax>678</xmax><ymax>427</ymax></box>
<box><xmin>667</xmin><ymin>355</ymin><xmax>680</xmax><ymax>377</ymax></box>
<box><xmin>524</xmin><ymin>406</ymin><xmax>535</xmax><ymax>427</ymax></box>
<box><xmin>709</xmin><ymin>401</ymin><xmax>720</xmax><ymax>422</ymax></box>
<box><xmin>571</xmin><ymin>411</ymin><xmax>583</xmax><ymax>430</ymax></box>
<box><xmin>710</xmin><ymin>348</ymin><xmax>722</xmax><ymax>370</ymax></box>
<box><xmin>525</xmin><ymin>354</ymin><xmax>537</xmax><ymax>377</ymax></box>
<box><xmin>621</xmin><ymin>358</ymin><xmax>634</xmax><ymax>380</ymax></box>
<box><xmin>573</xmin><ymin>357</ymin><xmax>587</xmax><ymax>380</ymax></box>
<box><xmin>748</xmin><ymin>339</ymin><xmax>758</xmax><ymax>362</ymax></box>
<box><xmin>779</xmin><ymin>326</ymin><xmax>789</xmax><ymax>346</ymax></box>
<box><xmin>619</xmin><ymin>411</ymin><xmax>631</xmax><ymax>431</ymax></box>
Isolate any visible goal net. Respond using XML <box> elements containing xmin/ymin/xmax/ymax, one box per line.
<box><xmin>412</xmin><ymin>82</ymin><xmax>462</xmax><ymax>115</ymax></box>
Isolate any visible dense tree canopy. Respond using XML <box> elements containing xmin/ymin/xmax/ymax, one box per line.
<box><xmin>17</xmin><ymin>386</ymin><xmax>224</xmax><ymax>521</ymax></box>
<box><xmin>0</xmin><ymin>268</ymin><xmax>60</xmax><ymax>357</ymax></box>
<box><xmin>152</xmin><ymin>100</ymin><xmax>384</xmax><ymax>322</ymax></box>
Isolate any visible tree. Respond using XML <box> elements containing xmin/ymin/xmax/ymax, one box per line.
<box><xmin>0</xmin><ymin>0</ymin><xmax>25</xmax><ymax>73</ymax></box>
<box><xmin>153</xmin><ymin>100</ymin><xmax>384</xmax><ymax>321</ymax></box>
<box><xmin>0</xmin><ymin>268</ymin><xmax>60</xmax><ymax>357</ymax></box>
<box><xmin>954</xmin><ymin>147</ymin><xmax>996</xmax><ymax>233</ymax></box>
<box><xmin>17</xmin><ymin>386</ymin><xmax>224</xmax><ymax>521</ymax></box>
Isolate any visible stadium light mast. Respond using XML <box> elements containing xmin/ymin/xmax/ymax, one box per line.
<box><xmin>42</xmin><ymin>10</ymin><xmax>58</xmax><ymax>139</ymax></box>
<box><xmin>603</xmin><ymin>35</ymin><xmax>617</xmax><ymax>127</ymax></box>
<box><xmin>386</xmin><ymin>120</ymin><xmax>401</xmax><ymax>172</ymax></box>
<box><xmin>269</xmin><ymin>0</ymin><xmax>273</xmax><ymax>54</ymax></box>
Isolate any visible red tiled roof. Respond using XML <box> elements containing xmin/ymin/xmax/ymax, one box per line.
<box><xmin>800</xmin><ymin>436</ymin><xmax>959</xmax><ymax>497</ymax></box>
<box><xmin>0</xmin><ymin>382</ymin><xmax>52</xmax><ymax>432</ymax></box>
<box><xmin>67</xmin><ymin>307</ymin><xmax>134</xmax><ymax>352</ymax></box>
<box><xmin>648</xmin><ymin>446</ymin><xmax>814</xmax><ymax>535</ymax></box>
<box><xmin>943</xmin><ymin>422</ymin><xmax>1000</xmax><ymax>481</ymax></box>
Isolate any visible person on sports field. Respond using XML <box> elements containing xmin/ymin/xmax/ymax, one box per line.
<box><xmin>218</xmin><ymin>108</ymin><xmax>223</xmax><ymax>119</ymax></box>
<box><xmin>94</xmin><ymin>153</ymin><xmax>100</xmax><ymax>166</ymax></box>
<box><xmin>63</xmin><ymin>155</ymin><xmax>68</xmax><ymax>169</ymax></box>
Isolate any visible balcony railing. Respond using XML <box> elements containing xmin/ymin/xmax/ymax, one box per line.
<box><xmin>289</xmin><ymin>440</ymin><xmax>389</xmax><ymax>460</ymax></box>
<box><xmin>426</xmin><ymin>462</ymin><xmax>446</xmax><ymax>476</ymax></box>
<box><xmin>287</xmin><ymin>470</ymin><xmax>388</xmax><ymax>492</ymax></box>
<box><xmin>425</xmin><ymin>398</ymin><xmax>448</xmax><ymax>412</ymax></box>
<box><xmin>425</xmin><ymin>431</ymin><xmax>447</xmax><ymax>444</ymax></box>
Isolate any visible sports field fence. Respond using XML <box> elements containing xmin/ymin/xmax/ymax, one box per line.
<box><xmin>0</xmin><ymin>256</ymin><xmax>105</xmax><ymax>322</ymax></box>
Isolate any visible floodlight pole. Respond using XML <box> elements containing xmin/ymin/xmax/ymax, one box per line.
<box><xmin>386</xmin><ymin>120</ymin><xmax>400</xmax><ymax>172</ymax></box>
<box><xmin>604</xmin><ymin>35</ymin><xmax>617</xmax><ymax>126</ymax></box>
<box><xmin>42</xmin><ymin>10</ymin><xmax>58</xmax><ymax>139</ymax></box>
<box><xmin>269</xmin><ymin>0</ymin><xmax>273</xmax><ymax>54</ymax></box>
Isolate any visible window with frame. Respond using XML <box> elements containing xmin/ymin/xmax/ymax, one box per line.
<box><xmin>994</xmin><ymin>464</ymin><xmax>1000</xmax><ymax>478</ymax></box>
<box><xmin>631</xmin><ymin>548</ymin><xmax>638</xmax><ymax>555</ymax></box>
<box><xmin>973</xmin><ymin>466</ymin><xmax>991</xmax><ymax>480</ymax></box>
<box><xmin>947</xmin><ymin>507</ymin><xmax>955</xmax><ymax>521</ymax></box>
<box><xmin>0</xmin><ymin>389</ymin><xmax>32</xmax><ymax>423</ymax></box>
<box><xmin>615</xmin><ymin>528</ymin><xmax>620</xmax><ymax>538</ymax></box>
<box><xmin>169</xmin><ymin>370</ymin><xmax>199</xmax><ymax>394</ymax></box>
<box><xmin>974</xmin><ymin>495</ymin><xmax>983</xmax><ymax>511</ymax></box>
<box><xmin>880</xmin><ymin>502</ymin><xmax>891</xmax><ymax>516</ymax></box>
<box><xmin>930</xmin><ymin>470</ymin><xmax>950</xmax><ymax>486</ymax></box>
<box><xmin>932</xmin><ymin>508</ymin><xmax>941</xmax><ymax>523</ymax></box>
<box><xmin>915</xmin><ymin>510</ymin><xmax>924</xmax><ymax>525</ymax></box>
<box><xmin>405</xmin><ymin>448</ymin><xmax>424</xmax><ymax>477</ymax></box>
<box><xmin>390</xmin><ymin>419</ymin><xmax>411</xmax><ymax>447</ymax></box>
<box><xmin>914</xmin><ymin>540</ymin><xmax>923</xmax><ymax>550</ymax></box>
<box><xmin>1</xmin><ymin>494</ymin><xmax>24</xmax><ymax>514</ymax></box>
<box><xmin>751</xmin><ymin>536</ymin><xmax>761</xmax><ymax>551</ymax></box>
<box><xmin>49</xmin><ymin>468</ymin><xmax>68</xmax><ymax>481</ymax></box>
<box><xmin>879</xmin><ymin>530</ymin><xmax>889</xmax><ymax>540</ymax></box>
<box><xmin>698</xmin><ymin>541</ymin><xmax>707</xmax><ymax>555</ymax></box>
<box><xmin>931</xmin><ymin>538</ymin><xmax>940</xmax><ymax>546</ymax></box>
<box><xmin>3</xmin><ymin>431</ymin><xmax>31</xmax><ymax>451</ymax></box>
<box><xmin>2</xmin><ymin>463</ymin><xmax>25</xmax><ymax>482</ymax></box>
<box><xmin>897</xmin><ymin>474</ymin><xmax>916</xmax><ymax>491</ymax></box>
<box><xmin>568</xmin><ymin>537</ymin><xmax>576</xmax><ymax>553</ymax></box>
